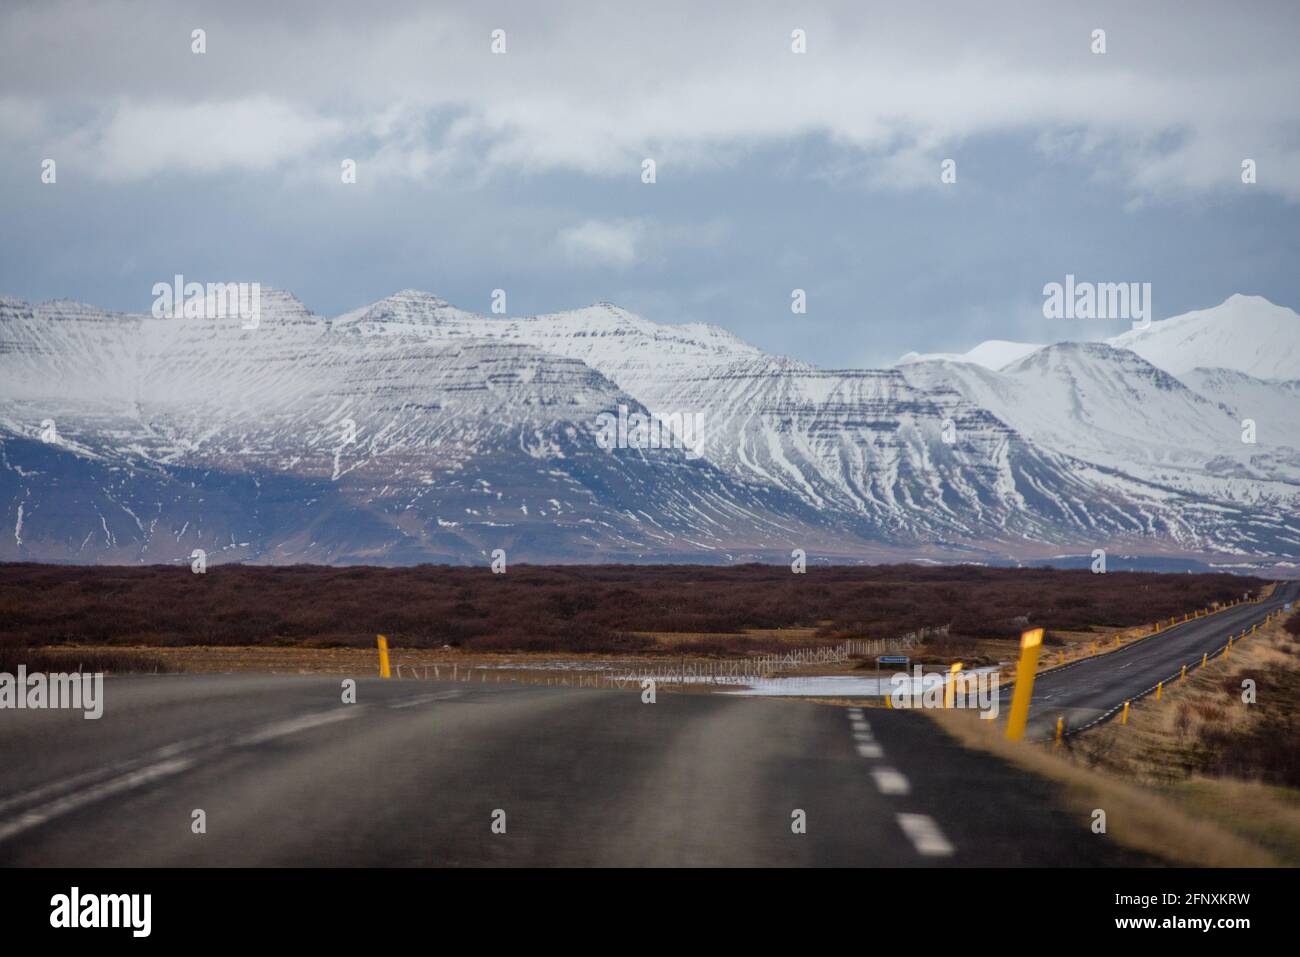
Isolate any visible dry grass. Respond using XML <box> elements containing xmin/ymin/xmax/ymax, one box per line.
<box><xmin>1073</xmin><ymin>615</ymin><xmax>1299</xmax><ymax>775</ymax></box>
<box><xmin>1170</xmin><ymin>778</ymin><xmax>1300</xmax><ymax>864</ymax></box>
<box><xmin>1066</xmin><ymin>613</ymin><xmax>1300</xmax><ymax>861</ymax></box>
<box><xmin>928</xmin><ymin>707</ymin><xmax>1279</xmax><ymax>866</ymax></box>
<box><xmin>0</xmin><ymin>643</ymin><xmax>170</xmax><ymax>674</ymax></box>
<box><xmin>930</xmin><ymin>610</ymin><xmax>1300</xmax><ymax>866</ymax></box>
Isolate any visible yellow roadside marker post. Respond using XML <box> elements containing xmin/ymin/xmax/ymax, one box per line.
<box><xmin>1121</xmin><ymin>700</ymin><xmax>1130</xmax><ymax>725</ymax></box>
<box><xmin>944</xmin><ymin>661</ymin><xmax>963</xmax><ymax>709</ymax></box>
<box><xmin>1201</xmin><ymin>652</ymin><xmax>1208</xmax><ymax>668</ymax></box>
<box><xmin>1114</xmin><ymin>634</ymin><xmax>1121</xmax><ymax>648</ymax></box>
<box><xmin>377</xmin><ymin>634</ymin><xmax>392</xmax><ymax>679</ymax></box>
<box><xmin>1054</xmin><ymin>715</ymin><xmax>1064</xmax><ymax>748</ymax></box>
<box><xmin>1155</xmin><ymin>681</ymin><xmax>1163</xmax><ymax>702</ymax></box>
<box><xmin>1005</xmin><ymin>628</ymin><xmax>1044</xmax><ymax>742</ymax></box>
<box><xmin>1180</xmin><ymin>664</ymin><xmax>1186</xmax><ymax>683</ymax></box>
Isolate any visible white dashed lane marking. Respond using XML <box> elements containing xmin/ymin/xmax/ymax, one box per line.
<box><xmin>870</xmin><ymin>767</ymin><xmax>911</xmax><ymax>795</ymax></box>
<box><xmin>896</xmin><ymin>813</ymin><xmax>955</xmax><ymax>857</ymax></box>
<box><xmin>844</xmin><ymin>707</ymin><xmax>959</xmax><ymax>858</ymax></box>
<box><xmin>847</xmin><ymin>711</ymin><xmax>881</xmax><ymax>757</ymax></box>
<box><xmin>234</xmin><ymin>707</ymin><xmax>359</xmax><ymax>745</ymax></box>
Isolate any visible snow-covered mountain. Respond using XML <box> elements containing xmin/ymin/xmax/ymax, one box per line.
<box><xmin>1108</xmin><ymin>294</ymin><xmax>1300</xmax><ymax>380</ymax></box>
<box><xmin>901</xmin><ymin>343</ymin><xmax>1300</xmax><ymax>512</ymax></box>
<box><xmin>313</xmin><ymin>296</ymin><xmax>1198</xmax><ymax>550</ymax></box>
<box><xmin>902</xmin><ymin>295</ymin><xmax>1300</xmax><ymax>381</ymax></box>
<box><xmin>896</xmin><ymin>339</ymin><xmax>1043</xmax><ymax>371</ymax></box>
<box><xmin>1180</xmin><ymin>368</ymin><xmax>1300</xmax><ymax>450</ymax></box>
<box><xmin>2</xmin><ymin>290</ymin><xmax>1298</xmax><ymax>568</ymax></box>
<box><xmin>0</xmin><ymin>294</ymin><xmax>839</xmax><ymax>564</ymax></box>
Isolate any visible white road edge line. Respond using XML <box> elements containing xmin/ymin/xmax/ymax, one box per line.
<box><xmin>0</xmin><ymin>757</ymin><xmax>196</xmax><ymax>843</ymax></box>
<box><xmin>0</xmin><ymin>733</ymin><xmax>219</xmax><ymax>817</ymax></box>
<box><xmin>0</xmin><ymin>707</ymin><xmax>364</xmax><ymax>844</ymax></box>
<box><xmin>896</xmin><ymin>812</ymin><xmax>955</xmax><ymax>857</ymax></box>
<box><xmin>233</xmin><ymin>707</ymin><xmax>360</xmax><ymax>746</ymax></box>
<box><xmin>390</xmin><ymin>691</ymin><xmax>464</xmax><ymax>709</ymax></box>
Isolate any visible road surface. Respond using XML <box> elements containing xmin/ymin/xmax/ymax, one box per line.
<box><xmin>1</xmin><ymin>583</ymin><xmax>1291</xmax><ymax>866</ymax></box>
<box><xmin>0</xmin><ymin>672</ymin><xmax>1142</xmax><ymax>867</ymax></box>
<box><xmin>1017</xmin><ymin>581</ymin><xmax>1299</xmax><ymax>740</ymax></box>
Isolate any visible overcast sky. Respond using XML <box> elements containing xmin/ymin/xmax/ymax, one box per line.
<box><xmin>1</xmin><ymin>0</ymin><xmax>1297</xmax><ymax>367</ymax></box>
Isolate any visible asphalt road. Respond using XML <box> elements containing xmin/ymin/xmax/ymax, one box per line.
<box><xmin>1017</xmin><ymin>581</ymin><xmax>1300</xmax><ymax>740</ymax></box>
<box><xmin>0</xmin><ymin>672</ymin><xmax>1141</xmax><ymax>867</ymax></box>
<box><xmin>1</xmin><ymin>583</ymin><xmax>1290</xmax><ymax>867</ymax></box>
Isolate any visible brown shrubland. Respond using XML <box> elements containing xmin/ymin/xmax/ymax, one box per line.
<box><xmin>0</xmin><ymin>562</ymin><xmax>1265</xmax><ymax>654</ymax></box>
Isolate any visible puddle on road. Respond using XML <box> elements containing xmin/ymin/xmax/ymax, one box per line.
<box><xmin>717</xmin><ymin>667</ymin><xmax>1002</xmax><ymax>698</ymax></box>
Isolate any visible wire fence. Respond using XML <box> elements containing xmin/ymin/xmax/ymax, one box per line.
<box><xmin>387</xmin><ymin>624</ymin><xmax>947</xmax><ymax>687</ymax></box>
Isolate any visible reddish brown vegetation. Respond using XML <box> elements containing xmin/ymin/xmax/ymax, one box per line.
<box><xmin>0</xmin><ymin>562</ymin><xmax>1265</xmax><ymax>655</ymax></box>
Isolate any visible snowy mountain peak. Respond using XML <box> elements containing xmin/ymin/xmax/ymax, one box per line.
<box><xmin>255</xmin><ymin>288</ymin><xmax>317</xmax><ymax>321</ymax></box>
<box><xmin>586</xmin><ymin>300</ymin><xmax>635</xmax><ymax>315</ymax></box>
<box><xmin>1008</xmin><ymin>338</ymin><xmax>1153</xmax><ymax>368</ymax></box>
<box><xmin>1003</xmin><ymin>341</ymin><xmax>1200</xmax><ymax>399</ymax></box>
<box><xmin>535</xmin><ymin>302</ymin><xmax>645</xmax><ymax>329</ymax></box>
<box><xmin>332</xmin><ymin>289</ymin><xmax>481</xmax><ymax>332</ymax></box>
<box><xmin>897</xmin><ymin>339</ymin><xmax>1043</xmax><ymax>371</ymax></box>
<box><xmin>1108</xmin><ymin>294</ymin><xmax>1300</xmax><ymax>380</ymax></box>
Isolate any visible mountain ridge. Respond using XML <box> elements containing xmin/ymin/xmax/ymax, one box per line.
<box><xmin>2</xmin><ymin>289</ymin><xmax>1297</xmax><ymax>569</ymax></box>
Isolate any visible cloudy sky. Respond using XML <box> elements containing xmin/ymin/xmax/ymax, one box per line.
<box><xmin>1</xmin><ymin>0</ymin><xmax>1297</xmax><ymax>367</ymax></box>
